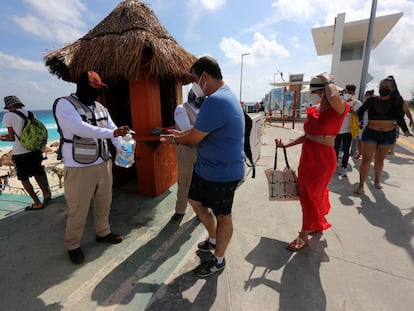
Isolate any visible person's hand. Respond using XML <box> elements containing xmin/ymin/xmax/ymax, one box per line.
<box><xmin>318</xmin><ymin>72</ymin><xmax>334</xmax><ymax>83</ymax></box>
<box><xmin>166</xmin><ymin>129</ymin><xmax>182</xmax><ymax>136</ymax></box>
<box><xmin>160</xmin><ymin>134</ymin><xmax>174</xmax><ymax>144</ymax></box>
<box><xmin>274</xmin><ymin>138</ymin><xmax>284</xmax><ymax>148</ymax></box>
<box><xmin>113</xmin><ymin>126</ymin><xmax>130</xmax><ymax>137</ymax></box>
<box><xmin>403</xmin><ymin>131</ymin><xmax>413</xmax><ymax>137</ymax></box>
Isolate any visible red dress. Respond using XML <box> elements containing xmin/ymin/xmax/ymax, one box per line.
<box><xmin>299</xmin><ymin>105</ymin><xmax>349</xmax><ymax>232</ymax></box>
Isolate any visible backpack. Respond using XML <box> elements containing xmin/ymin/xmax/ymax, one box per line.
<box><xmin>12</xmin><ymin>111</ymin><xmax>48</xmax><ymax>151</ymax></box>
<box><xmin>243</xmin><ymin>111</ymin><xmax>255</xmax><ymax>178</ymax></box>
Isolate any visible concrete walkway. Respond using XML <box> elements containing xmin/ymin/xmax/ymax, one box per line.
<box><xmin>1</xmin><ymin>119</ymin><xmax>413</xmax><ymax>310</ymax></box>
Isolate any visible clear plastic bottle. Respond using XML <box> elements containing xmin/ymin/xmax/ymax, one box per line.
<box><xmin>115</xmin><ymin>132</ymin><xmax>136</xmax><ymax>168</ymax></box>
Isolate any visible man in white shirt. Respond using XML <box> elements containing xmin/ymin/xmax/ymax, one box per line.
<box><xmin>53</xmin><ymin>71</ymin><xmax>130</xmax><ymax>264</ymax></box>
<box><xmin>334</xmin><ymin>84</ymin><xmax>362</xmax><ymax>177</ymax></box>
<box><xmin>1</xmin><ymin>95</ymin><xmax>51</xmax><ymax>210</ymax></box>
<box><xmin>171</xmin><ymin>90</ymin><xmax>203</xmax><ymax>222</ymax></box>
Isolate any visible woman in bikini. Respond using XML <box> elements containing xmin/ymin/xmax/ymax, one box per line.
<box><xmin>275</xmin><ymin>72</ymin><xmax>349</xmax><ymax>251</ymax></box>
<box><xmin>354</xmin><ymin>76</ymin><xmax>412</xmax><ymax>194</ymax></box>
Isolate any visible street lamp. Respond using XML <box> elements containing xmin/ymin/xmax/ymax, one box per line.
<box><xmin>239</xmin><ymin>52</ymin><xmax>250</xmax><ymax>104</ymax></box>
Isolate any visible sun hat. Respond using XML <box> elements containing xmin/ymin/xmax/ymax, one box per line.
<box><xmin>3</xmin><ymin>95</ymin><xmax>25</xmax><ymax>109</ymax></box>
<box><xmin>309</xmin><ymin>76</ymin><xmax>326</xmax><ymax>91</ymax></box>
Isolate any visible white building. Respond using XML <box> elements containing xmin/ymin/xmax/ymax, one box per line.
<box><xmin>311</xmin><ymin>12</ymin><xmax>403</xmax><ymax>95</ymax></box>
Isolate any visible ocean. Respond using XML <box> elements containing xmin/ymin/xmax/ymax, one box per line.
<box><xmin>0</xmin><ymin>110</ymin><xmax>59</xmax><ymax>151</ymax></box>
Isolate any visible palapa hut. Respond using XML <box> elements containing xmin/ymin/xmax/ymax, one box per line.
<box><xmin>44</xmin><ymin>0</ymin><xmax>197</xmax><ymax>196</ymax></box>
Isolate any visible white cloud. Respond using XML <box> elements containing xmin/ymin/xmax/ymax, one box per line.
<box><xmin>0</xmin><ymin>52</ymin><xmax>46</xmax><ymax>72</ymax></box>
<box><xmin>184</xmin><ymin>0</ymin><xmax>226</xmax><ymax>40</ymax></box>
<box><xmin>12</xmin><ymin>0</ymin><xmax>87</xmax><ymax>44</ymax></box>
<box><xmin>220</xmin><ymin>32</ymin><xmax>290</xmax><ymax>65</ymax></box>
<box><xmin>200</xmin><ymin>0</ymin><xmax>226</xmax><ymax>11</ymax></box>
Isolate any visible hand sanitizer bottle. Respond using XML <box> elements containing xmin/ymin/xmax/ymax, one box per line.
<box><xmin>115</xmin><ymin>132</ymin><xmax>136</xmax><ymax>168</ymax></box>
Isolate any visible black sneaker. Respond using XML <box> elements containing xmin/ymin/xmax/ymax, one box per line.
<box><xmin>197</xmin><ymin>238</ymin><xmax>216</xmax><ymax>252</ymax></box>
<box><xmin>193</xmin><ymin>254</ymin><xmax>225</xmax><ymax>277</ymax></box>
<box><xmin>96</xmin><ymin>233</ymin><xmax>123</xmax><ymax>244</ymax></box>
<box><xmin>68</xmin><ymin>247</ymin><xmax>84</xmax><ymax>265</ymax></box>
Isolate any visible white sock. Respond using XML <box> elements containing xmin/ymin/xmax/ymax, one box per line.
<box><xmin>208</xmin><ymin>237</ymin><xmax>216</xmax><ymax>245</ymax></box>
<box><xmin>215</xmin><ymin>256</ymin><xmax>224</xmax><ymax>264</ymax></box>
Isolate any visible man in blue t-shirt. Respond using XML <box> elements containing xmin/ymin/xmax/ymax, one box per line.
<box><xmin>161</xmin><ymin>56</ymin><xmax>245</xmax><ymax>277</ymax></box>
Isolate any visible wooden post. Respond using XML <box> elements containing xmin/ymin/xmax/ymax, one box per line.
<box><xmin>129</xmin><ymin>78</ymin><xmax>178</xmax><ymax>196</ymax></box>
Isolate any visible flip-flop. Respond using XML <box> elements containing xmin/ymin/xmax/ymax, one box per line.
<box><xmin>25</xmin><ymin>204</ymin><xmax>45</xmax><ymax>211</ymax></box>
<box><xmin>354</xmin><ymin>188</ymin><xmax>364</xmax><ymax>195</ymax></box>
<box><xmin>374</xmin><ymin>183</ymin><xmax>383</xmax><ymax>189</ymax></box>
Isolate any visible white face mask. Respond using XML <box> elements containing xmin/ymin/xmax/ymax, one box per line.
<box><xmin>191</xmin><ymin>74</ymin><xmax>207</xmax><ymax>98</ymax></box>
<box><xmin>191</xmin><ymin>82</ymin><xmax>205</xmax><ymax>98</ymax></box>
<box><xmin>343</xmin><ymin>93</ymin><xmax>352</xmax><ymax>100</ymax></box>
<box><xmin>309</xmin><ymin>93</ymin><xmax>321</xmax><ymax>105</ymax></box>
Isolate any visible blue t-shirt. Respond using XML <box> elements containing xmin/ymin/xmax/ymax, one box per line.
<box><xmin>194</xmin><ymin>84</ymin><xmax>245</xmax><ymax>182</ymax></box>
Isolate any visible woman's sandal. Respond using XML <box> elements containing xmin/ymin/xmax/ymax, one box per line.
<box><xmin>286</xmin><ymin>235</ymin><xmax>308</xmax><ymax>252</ymax></box>
<box><xmin>354</xmin><ymin>187</ymin><xmax>364</xmax><ymax>195</ymax></box>
<box><xmin>374</xmin><ymin>182</ymin><xmax>383</xmax><ymax>189</ymax></box>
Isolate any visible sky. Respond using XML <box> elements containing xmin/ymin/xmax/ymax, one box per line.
<box><xmin>0</xmin><ymin>0</ymin><xmax>414</xmax><ymax>110</ymax></box>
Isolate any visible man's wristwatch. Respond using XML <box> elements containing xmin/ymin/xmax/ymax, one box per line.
<box><xmin>171</xmin><ymin>136</ymin><xmax>178</xmax><ymax>145</ymax></box>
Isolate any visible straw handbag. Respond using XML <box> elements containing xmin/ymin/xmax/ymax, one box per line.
<box><xmin>265</xmin><ymin>146</ymin><xmax>299</xmax><ymax>201</ymax></box>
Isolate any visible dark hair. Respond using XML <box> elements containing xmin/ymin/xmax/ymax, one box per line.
<box><xmin>190</xmin><ymin>56</ymin><xmax>223</xmax><ymax>80</ymax></box>
<box><xmin>382</xmin><ymin>75</ymin><xmax>403</xmax><ymax>103</ymax></box>
<box><xmin>345</xmin><ymin>84</ymin><xmax>356</xmax><ymax>92</ymax></box>
<box><xmin>365</xmin><ymin>89</ymin><xmax>374</xmax><ymax>96</ymax></box>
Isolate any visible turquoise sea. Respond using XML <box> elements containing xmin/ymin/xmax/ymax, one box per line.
<box><xmin>0</xmin><ymin>110</ymin><xmax>59</xmax><ymax>151</ymax></box>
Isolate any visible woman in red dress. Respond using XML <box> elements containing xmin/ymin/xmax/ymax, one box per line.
<box><xmin>275</xmin><ymin>73</ymin><xmax>349</xmax><ymax>251</ymax></box>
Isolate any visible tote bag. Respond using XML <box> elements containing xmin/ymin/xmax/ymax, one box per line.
<box><xmin>265</xmin><ymin>146</ymin><xmax>299</xmax><ymax>201</ymax></box>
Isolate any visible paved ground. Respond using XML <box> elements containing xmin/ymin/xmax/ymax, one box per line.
<box><xmin>1</xmin><ymin>118</ymin><xmax>413</xmax><ymax>311</ymax></box>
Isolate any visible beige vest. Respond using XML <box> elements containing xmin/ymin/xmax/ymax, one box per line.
<box><xmin>55</xmin><ymin>96</ymin><xmax>111</xmax><ymax>164</ymax></box>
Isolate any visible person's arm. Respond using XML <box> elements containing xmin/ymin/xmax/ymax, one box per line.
<box><xmin>161</xmin><ymin>127</ymin><xmax>207</xmax><ymax>145</ymax></box>
<box><xmin>318</xmin><ymin>73</ymin><xmax>346</xmax><ymax>115</ymax></box>
<box><xmin>403</xmin><ymin>101</ymin><xmax>413</xmax><ymax>128</ymax></box>
<box><xmin>274</xmin><ymin>135</ymin><xmax>306</xmax><ymax>148</ymax></box>
<box><xmin>0</xmin><ymin>127</ymin><xmax>15</xmax><ymax>141</ymax></box>
<box><xmin>357</xmin><ymin>99</ymin><xmax>369</xmax><ymax>125</ymax></box>
<box><xmin>55</xmin><ymin>98</ymin><xmax>124</xmax><ymax>140</ymax></box>
<box><xmin>174</xmin><ymin>105</ymin><xmax>192</xmax><ymax>131</ymax></box>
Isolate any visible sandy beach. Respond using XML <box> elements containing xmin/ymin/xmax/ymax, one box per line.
<box><xmin>0</xmin><ymin>142</ymin><xmax>64</xmax><ymax>198</ymax></box>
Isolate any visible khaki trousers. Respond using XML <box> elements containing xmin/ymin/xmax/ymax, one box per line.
<box><xmin>175</xmin><ymin>145</ymin><xmax>197</xmax><ymax>214</ymax></box>
<box><xmin>64</xmin><ymin>160</ymin><xmax>113</xmax><ymax>250</ymax></box>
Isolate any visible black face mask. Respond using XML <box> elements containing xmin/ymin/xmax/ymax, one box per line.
<box><xmin>379</xmin><ymin>88</ymin><xmax>391</xmax><ymax>96</ymax></box>
<box><xmin>76</xmin><ymin>72</ymin><xmax>100</xmax><ymax>105</ymax></box>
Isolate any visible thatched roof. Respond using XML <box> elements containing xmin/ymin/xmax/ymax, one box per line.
<box><xmin>44</xmin><ymin>0</ymin><xmax>196</xmax><ymax>84</ymax></box>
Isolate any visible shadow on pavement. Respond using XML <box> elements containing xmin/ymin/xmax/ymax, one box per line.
<box><xmin>0</xmin><ymin>189</ymin><xmax>174</xmax><ymax>310</ymax></box>
<box><xmin>90</xmin><ymin>217</ymin><xmax>200</xmax><ymax>308</ymax></box>
<box><xmin>356</xmin><ymin>182</ymin><xmax>414</xmax><ymax>263</ymax></box>
<box><xmin>243</xmin><ymin>235</ymin><xmax>329</xmax><ymax>311</ymax></box>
